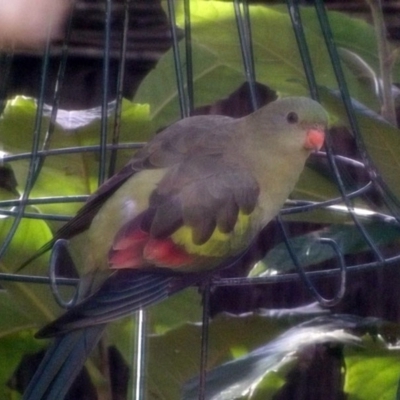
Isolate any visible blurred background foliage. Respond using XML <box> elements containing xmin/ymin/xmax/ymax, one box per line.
<box><xmin>1</xmin><ymin>0</ymin><xmax>400</xmax><ymax>399</ymax></box>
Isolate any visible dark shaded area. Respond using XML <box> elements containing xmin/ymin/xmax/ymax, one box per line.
<box><xmin>274</xmin><ymin>344</ymin><xmax>346</xmax><ymax>400</ymax></box>
<box><xmin>0</xmin><ymin>164</ymin><xmax>19</xmax><ymax>196</ymax></box>
<box><xmin>7</xmin><ymin>0</ymin><xmax>172</xmax><ymax>109</ymax></box>
<box><xmin>9</xmin><ymin>345</ymin><xmax>129</xmax><ymax>400</ymax></box>
<box><xmin>5</xmin><ymin>0</ymin><xmax>400</xmax><ymax>109</ymax></box>
<box><xmin>194</xmin><ymin>81</ymin><xmax>277</xmax><ymax>116</ymax></box>
<box><xmin>109</xmin><ymin>345</ymin><xmax>131</xmax><ymax>400</ymax></box>
<box><xmin>9</xmin><ymin>350</ymin><xmax>98</xmax><ymax>399</ymax></box>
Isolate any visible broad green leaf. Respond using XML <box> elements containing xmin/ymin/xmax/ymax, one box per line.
<box><xmin>0</xmin><ymin>214</ymin><xmax>65</xmax><ymax>325</ymax></box>
<box><xmin>149</xmin><ymin>313</ymin><xmax>290</xmax><ymax>400</ymax></box>
<box><xmin>284</xmin><ymin>163</ymin><xmax>372</xmax><ymax>226</ymax></box>
<box><xmin>0</xmin><ymin>328</ymin><xmax>43</xmax><ymax>400</ymax></box>
<box><xmin>251</xmin><ymin>221</ymin><xmax>400</xmax><ymax>276</ymax></box>
<box><xmin>0</xmin><ymin>97</ymin><xmax>151</xmax><ymax>218</ymax></box>
<box><xmin>137</xmin><ymin>1</ymin><xmax>379</xmax><ymax>130</ymax></box>
<box><xmin>149</xmin><ymin>287</ymin><xmax>202</xmax><ymax>335</ymax></box>
<box><xmin>298</xmin><ymin>6</ymin><xmax>400</xmax><ymax>81</ymax></box>
<box><xmin>338</xmin><ymin>48</ymin><xmax>380</xmax><ymax>96</ymax></box>
<box><xmin>110</xmin><ymin>309</ymin><xmax>308</xmax><ymax>400</ymax></box>
<box><xmin>320</xmin><ymin>88</ymin><xmax>400</xmax><ymax>208</ymax></box>
<box><xmin>183</xmin><ymin>315</ymin><xmax>361</xmax><ymax>400</ymax></box>
<box><xmin>266</xmin><ymin>3</ymin><xmax>385</xmax><ymax>95</ymax></box>
<box><xmin>292</xmin><ymin>166</ymin><xmax>340</xmax><ymax>202</ymax></box>
<box><xmin>107</xmin><ymin>288</ymin><xmax>203</xmax><ymax>359</ymax></box>
<box><xmin>176</xmin><ymin>2</ymin><xmax>371</xmax><ymax>98</ymax></box>
<box><xmin>344</xmin><ymin>336</ymin><xmax>400</xmax><ymax>400</ymax></box>
<box><xmin>0</xmin><ymin>291</ymin><xmax>34</xmax><ymax>336</ymax></box>
<box><xmin>116</xmin><ymin>306</ymin><xmax>327</xmax><ymax>399</ymax></box>
<box><xmin>134</xmin><ymin>41</ymin><xmax>245</xmax><ymax>129</ymax></box>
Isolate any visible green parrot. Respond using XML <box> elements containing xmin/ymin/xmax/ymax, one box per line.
<box><xmin>23</xmin><ymin>96</ymin><xmax>327</xmax><ymax>399</ymax></box>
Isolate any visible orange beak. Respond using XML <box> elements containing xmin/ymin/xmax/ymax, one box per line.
<box><xmin>304</xmin><ymin>128</ymin><xmax>325</xmax><ymax>151</ymax></box>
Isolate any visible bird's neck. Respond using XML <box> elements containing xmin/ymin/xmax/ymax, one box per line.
<box><xmin>232</xmin><ymin>119</ymin><xmax>310</xmax><ymax>224</ymax></box>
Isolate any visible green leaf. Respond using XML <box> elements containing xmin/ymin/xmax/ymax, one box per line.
<box><xmin>298</xmin><ymin>6</ymin><xmax>400</xmax><ymax>81</ymax></box>
<box><xmin>344</xmin><ymin>336</ymin><xmax>400</xmax><ymax>400</ymax></box>
<box><xmin>107</xmin><ymin>288</ymin><xmax>203</xmax><ymax>360</ymax></box>
<box><xmin>338</xmin><ymin>48</ymin><xmax>380</xmax><ymax>96</ymax></box>
<box><xmin>183</xmin><ymin>315</ymin><xmax>361</xmax><ymax>400</ymax></box>
<box><xmin>109</xmin><ymin>307</ymin><xmax>303</xmax><ymax>400</ymax></box>
<box><xmin>134</xmin><ymin>40</ymin><xmax>245</xmax><ymax>129</ymax></box>
<box><xmin>149</xmin><ymin>287</ymin><xmax>202</xmax><ymax>334</ymax></box>
<box><xmin>136</xmin><ymin>1</ymin><xmax>380</xmax><ymax>130</ymax></box>
<box><xmin>0</xmin><ymin>214</ymin><xmax>64</xmax><ymax>325</ymax></box>
<box><xmin>0</xmin><ymin>97</ymin><xmax>151</xmax><ymax>218</ymax></box>
<box><xmin>292</xmin><ymin>166</ymin><xmax>340</xmax><ymax>202</ymax></box>
<box><xmin>149</xmin><ymin>312</ymin><xmax>290</xmax><ymax>400</ymax></box>
<box><xmin>176</xmin><ymin>2</ymin><xmax>333</xmax><ymax>93</ymax></box>
<box><xmin>0</xmin><ymin>328</ymin><xmax>43</xmax><ymax>399</ymax></box>
<box><xmin>320</xmin><ymin>87</ymin><xmax>400</xmax><ymax>207</ymax></box>
<box><xmin>0</xmin><ymin>291</ymin><xmax>35</xmax><ymax>336</ymax></box>
<box><xmin>251</xmin><ymin>221</ymin><xmax>400</xmax><ymax>276</ymax></box>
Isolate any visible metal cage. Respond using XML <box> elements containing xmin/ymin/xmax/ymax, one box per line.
<box><xmin>1</xmin><ymin>0</ymin><xmax>400</xmax><ymax>399</ymax></box>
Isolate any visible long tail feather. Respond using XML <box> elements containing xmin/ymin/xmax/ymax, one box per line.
<box><xmin>23</xmin><ymin>270</ymin><xmax>183</xmax><ymax>399</ymax></box>
<box><xmin>22</xmin><ymin>266</ymin><xmax>231</xmax><ymax>399</ymax></box>
<box><xmin>37</xmin><ymin>270</ymin><xmax>173</xmax><ymax>337</ymax></box>
<box><xmin>23</xmin><ymin>325</ymin><xmax>105</xmax><ymax>400</ymax></box>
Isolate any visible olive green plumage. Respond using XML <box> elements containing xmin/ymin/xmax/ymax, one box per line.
<box><xmin>23</xmin><ymin>96</ymin><xmax>328</xmax><ymax>400</ymax></box>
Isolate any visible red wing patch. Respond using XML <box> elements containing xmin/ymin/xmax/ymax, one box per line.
<box><xmin>108</xmin><ymin>216</ymin><xmax>195</xmax><ymax>269</ymax></box>
<box><xmin>143</xmin><ymin>237</ymin><xmax>195</xmax><ymax>267</ymax></box>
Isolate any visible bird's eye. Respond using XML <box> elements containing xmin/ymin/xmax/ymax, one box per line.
<box><xmin>286</xmin><ymin>111</ymin><xmax>298</xmax><ymax>124</ymax></box>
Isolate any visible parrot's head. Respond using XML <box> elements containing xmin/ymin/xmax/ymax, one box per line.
<box><xmin>247</xmin><ymin>96</ymin><xmax>328</xmax><ymax>154</ymax></box>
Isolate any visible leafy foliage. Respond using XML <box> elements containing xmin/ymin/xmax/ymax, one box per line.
<box><xmin>0</xmin><ymin>0</ymin><xmax>400</xmax><ymax>399</ymax></box>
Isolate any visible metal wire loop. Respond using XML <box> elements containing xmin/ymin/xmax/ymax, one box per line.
<box><xmin>49</xmin><ymin>239</ymin><xmax>80</xmax><ymax>309</ymax></box>
<box><xmin>310</xmin><ymin>238</ymin><xmax>347</xmax><ymax>307</ymax></box>
<box><xmin>277</xmin><ymin>215</ymin><xmax>347</xmax><ymax>308</ymax></box>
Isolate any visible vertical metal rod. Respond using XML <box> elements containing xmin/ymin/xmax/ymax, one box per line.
<box><xmin>109</xmin><ymin>0</ymin><xmax>131</xmax><ymax>178</ymax></box>
<box><xmin>313</xmin><ymin>0</ymin><xmax>385</xmax><ymax>261</ymax></box>
<box><xmin>99</xmin><ymin>0</ymin><xmax>112</xmax><ymax>185</ymax></box>
<box><xmin>133</xmin><ymin>309</ymin><xmax>147</xmax><ymax>400</ymax></box>
<box><xmin>39</xmin><ymin>1</ymin><xmax>75</xmax><ymax>168</ymax></box>
<box><xmin>0</xmin><ymin>17</ymin><xmax>54</xmax><ymax>260</ymax></box>
<box><xmin>314</xmin><ymin>0</ymin><xmax>362</xmax><ymax>138</ymax></box>
<box><xmin>183</xmin><ymin>0</ymin><xmax>194</xmax><ymax>114</ymax></box>
<box><xmin>167</xmin><ymin>0</ymin><xmax>189</xmax><ymax>118</ymax></box>
<box><xmin>285</xmin><ymin>0</ymin><xmax>384</xmax><ymax>262</ymax></box>
<box><xmin>234</xmin><ymin>0</ymin><xmax>258</xmax><ymax>110</ymax></box>
<box><xmin>242</xmin><ymin>1</ymin><xmax>257</xmax><ymax>81</ymax></box>
<box><xmin>198</xmin><ymin>281</ymin><xmax>211</xmax><ymax>400</ymax></box>
<box><xmin>286</xmin><ymin>0</ymin><xmax>319</xmax><ymax>100</ymax></box>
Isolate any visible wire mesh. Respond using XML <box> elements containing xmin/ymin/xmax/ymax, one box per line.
<box><xmin>1</xmin><ymin>0</ymin><xmax>400</xmax><ymax>399</ymax></box>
